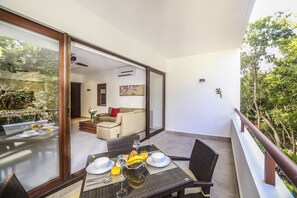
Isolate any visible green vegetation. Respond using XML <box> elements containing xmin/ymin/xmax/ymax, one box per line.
<box><xmin>241</xmin><ymin>12</ymin><xmax>297</xmax><ymax>193</ymax></box>
<box><xmin>0</xmin><ymin>36</ymin><xmax>59</xmax><ymax>124</ymax></box>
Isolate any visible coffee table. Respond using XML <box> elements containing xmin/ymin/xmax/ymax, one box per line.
<box><xmin>79</xmin><ymin>120</ymin><xmax>100</xmax><ymax>134</ymax></box>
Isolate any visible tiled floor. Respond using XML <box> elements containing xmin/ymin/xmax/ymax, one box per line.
<box><xmin>48</xmin><ymin>131</ymin><xmax>240</xmax><ymax>198</ymax></box>
<box><xmin>70</xmin><ymin>118</ymin><xmax>107</xmax><ymax>173</ymax></box>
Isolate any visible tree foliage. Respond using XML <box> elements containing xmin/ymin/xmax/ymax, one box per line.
<box><xmin>0</xmin><ymin>36</ymin><xmax>59</xmax><ymax>124</ymax></box>
<box><xmin>241</xmin><ymin>12</ymin><xmax>297</xmax><ymax>154</ymax></box>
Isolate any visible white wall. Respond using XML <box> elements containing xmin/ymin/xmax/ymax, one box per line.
<box><xmin>71</xmin><ymin>73</ymin><xmax>84</xmax><ymax>83</ymax></box>
<box><xmin>80</xmin><ymin>67</ymin><xmax>146</xmax><ymax>117</ymax></box>
<box><xmin>166</xmin><ymin>49</ymin><xmax>240</xmax><ymax>137</ymax></box>
<box><xmin>0</xmin><ymin>0</ymin><xmax>166</xmax><ymax>72</ymax></box>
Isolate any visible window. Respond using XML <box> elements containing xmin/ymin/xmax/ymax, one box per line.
<box><xmin>97</xmin><ymin>83</ymin><xmax>106</xmax><ymax>106</ymax></box>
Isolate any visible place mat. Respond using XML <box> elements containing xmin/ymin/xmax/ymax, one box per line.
<box><xmin>145</xmin><ymin>150</ymin><xmax>177</xmax><ymax>175</ymax></box>
<box><xmin>83</xmin><ymin>159</ymin><xmax>122</xmax><ymax>192</ymax></box>
<box><xmin>83</xmin><ymin>173</ymin><xmax>123</xmax><ymax>192</ymax></box>
<box><xmin>145</xmin><ymin>161</ymin><xmax>177</xmax><ymax>175</ymax></box>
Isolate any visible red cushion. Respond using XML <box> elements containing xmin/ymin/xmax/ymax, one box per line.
<box><xmin>111</xmin><ymin>108</ymin><xmax>120</xmax><ymax>117</ymax></box>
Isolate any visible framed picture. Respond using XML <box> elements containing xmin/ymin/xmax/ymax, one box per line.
<box><xmin>119</xmin><ymin>85</ymin><xmax>145</xmax><ymax>96</ymax></box>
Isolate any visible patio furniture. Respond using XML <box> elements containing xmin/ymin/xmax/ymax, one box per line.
<box><xmin>107</xmin><ymin>135</ymin><xmax>139</xmax><ymax>154</ymax></box>
<box><xmin>80</xmin><ymin>145</ymin><xmax>193</xmax><ymax>198</ymax></box>
<box><xmin>0</xmin><ymin>173</ymin><xmax>28</xmax><ymax>198</ymax></box>
<box><xmin>170</xmin><ymin>139</ymin><xmax>219</xmax><ymax>198</ymax></box>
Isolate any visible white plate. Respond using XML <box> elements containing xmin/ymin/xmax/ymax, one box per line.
<box><xmin>86</xmin><ymin>160</ymin><xmax>115</xmax><ymax>174</ymax></box>
<box><xmin>146</xmin><ymin>156</ymin><xmax>171</xmax><ymax>168</ymax></box>
<box><xmin>19</xmin><ymin>132</ymin><xmax>39</xmax><ymax>138</ymax></box>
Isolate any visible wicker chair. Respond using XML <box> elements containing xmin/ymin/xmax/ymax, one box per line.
<box><xmin>107</xmin><ymin>135</ymin><xmax>140</xmax><ymax>154</ymax></box>
<box><xmin>170</xmin><ymin>139</ymin><xmax>219</xmax><ymax>198</ymax></box>
<box><xmin>0</xmin><ymin>174</ymin><xmax>28</xmax><ymax>198</ymax></box>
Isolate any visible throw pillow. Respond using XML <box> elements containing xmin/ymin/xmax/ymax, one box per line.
<box><xmin>111</xmin><ymin>108</ymin><xmax>120</xmax><ymax>117</ymax></box>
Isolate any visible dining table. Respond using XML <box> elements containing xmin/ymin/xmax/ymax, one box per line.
<box><xmin>79</xmin><ymin>145</ymin><xmax>193</xmax><ymax>198</ymax></box>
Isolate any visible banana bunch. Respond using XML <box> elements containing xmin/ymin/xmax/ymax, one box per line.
<box><xmin>127</xmin><ymin>155</ymin><xmax>144</xmax><ymax>166</ymax></box>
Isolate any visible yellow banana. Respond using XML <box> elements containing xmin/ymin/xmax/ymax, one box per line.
<box><xmin>127</xmin><ymin>159</ymin><xmax>143</xmax><ymax>166</ymax></box>
<box><xmin>128</xmin><ymin>155</ymin><xmax>144</xmax><ymax>163</ymax></box>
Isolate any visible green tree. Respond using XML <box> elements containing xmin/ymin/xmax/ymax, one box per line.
<box><xmin>241</xmin><ymin>12</ymin><xmax>297</xmax><ymax>152</ymax></box>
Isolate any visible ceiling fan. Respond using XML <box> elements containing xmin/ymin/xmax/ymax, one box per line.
<box><xmin>71</xmin><ymin>53</ymin><xmax>88</xmax><ymax>68</ymax></box>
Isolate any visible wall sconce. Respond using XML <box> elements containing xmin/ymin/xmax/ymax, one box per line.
<box><xmin>216</xmin><ymin>88</ymin><xmax>222</xmax><ymax>98</ymax></box>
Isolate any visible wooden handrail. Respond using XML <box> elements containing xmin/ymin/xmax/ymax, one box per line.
<box><xmin>235</xmin><ymin>108</ymin><xmax>297</xmax><ymax>188</ymax></box>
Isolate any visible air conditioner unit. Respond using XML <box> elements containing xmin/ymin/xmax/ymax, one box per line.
<box><xmin>117</xmin><ymin>68</ymin><xmax>136</xmax><ymax>77</ymax></box>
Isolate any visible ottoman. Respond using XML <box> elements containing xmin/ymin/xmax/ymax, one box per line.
<box><xmin>96</xmin><ymin>122</ymin><xmax>120</xmax><ymax>140</ymax></box>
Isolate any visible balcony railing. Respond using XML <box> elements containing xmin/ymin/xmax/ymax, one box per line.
<box><xmin>234</xmin><ymin>108</ymin><xmax>297</xmax><ymax>188</ymax></box>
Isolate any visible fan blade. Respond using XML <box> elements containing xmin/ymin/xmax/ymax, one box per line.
<box><xmin>75</xmin><ymin>62</ymin><xmax>88</xmax><ymax>67</ymax></box>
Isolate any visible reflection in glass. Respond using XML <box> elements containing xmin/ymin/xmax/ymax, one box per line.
<box><xmin>150</xmin><ymin>72</ymin><xmax>164</xmax><ymax>134</ymax></box>
<box><xmin>0</xmin><ymin>20</ymin><xmax>59</xmax><ymax>190</ymax></box>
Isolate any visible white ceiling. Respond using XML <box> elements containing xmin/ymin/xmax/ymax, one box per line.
<box><xmin>75</xmin><ymin>0</ymin><xmax>253</xmax><ymax>58</ymax></box>
<box><xmin>71</xmin><ymin>44</ymin><xmax>131</xmax><ymax>74</ymax></box>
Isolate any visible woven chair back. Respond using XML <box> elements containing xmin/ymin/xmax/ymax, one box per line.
<box><xmin>0</xmin><ymin>173</ymin><xmax>28</xmax><ymax>198</ymax></box>
<box><xmin>189</xmin><ymin>139</ymin><xmax>219</xmax><ymax>182</ymax></box>
<box><xmin>107</xmin><ymin>135</ymin><xmax>140</xmax><ymax>153</ymax></box>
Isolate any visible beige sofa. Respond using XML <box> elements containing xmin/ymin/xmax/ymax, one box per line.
<box><xmin>96</xmin><ymin>107</ymin><xmax>143</xmax><ymax>122</ymax></box>
<box><xmin>96</xmin><ymin>108</ymin><xmax>145</xmax><ymax>139</ymax></box>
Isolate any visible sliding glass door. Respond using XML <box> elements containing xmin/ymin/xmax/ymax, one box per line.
<box><xmin>0</xmin><ymin>10</ymin><xmax>66</xmax><ymax>196</ymax></box>
<box><xmin>149</xmin><ymin>69</ymin><xmax>165</xmax><ymax>136</ymax></box>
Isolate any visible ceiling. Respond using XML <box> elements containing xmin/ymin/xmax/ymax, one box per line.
<box><xmin>71</xmin><ymin>44</ymin><xmax>132</xmax><ymax>74</ymax></box>
<box><xmin>75</xmin><ymin>0</ymin><xmax>253</xmax><ymax>58</ymax></box>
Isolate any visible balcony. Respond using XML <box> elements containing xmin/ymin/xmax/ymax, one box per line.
<box><xmin>46</xmin><ymin>110</ymin><xmax>294</xmax><ymax>198</ymax></box>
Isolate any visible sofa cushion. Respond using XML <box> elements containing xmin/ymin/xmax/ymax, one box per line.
<box><xmin>97</xmin><ymin>122</ymin><xmax>119</xmax><ymax>129</ymax></box>
<box><xmin>111</xmin><ymin>108</ymin><xmax>120</xmax><ymax>117</ymax></box>
<box><xmin>119</xmin><ymin>108</ymin><xmax>133</xmax><ymax>113</ymax></box>
<box><xmin>115</xmin><ymin>112</ymin><xmax>135</xmax><ymax>125</ymax></box>
<box><xmin>133</xmin><ymin>109</ymin><xmax>145</xmax><ymax>113</ymax></box>
<box><xmin>99</xmin><ymin>116</ymin><xmax>116</xmax><ymax>122</ymax></box>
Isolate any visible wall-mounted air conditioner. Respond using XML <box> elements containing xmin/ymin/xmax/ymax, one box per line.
<box><xmin>117</xmin><ymin>68</ymin><xmax>136</xmax><ymax>77</ymax></box>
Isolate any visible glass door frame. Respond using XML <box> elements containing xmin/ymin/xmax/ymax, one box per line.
<box><xmin>0</xmin><ymin>8</ymin><xmax>69</xmax><ymax>197</ymax></box>
<box><xmin>146</xmin><ymin>67</ymin><xmax>166</xmax><ymax>138</ymax></box>
<box><xmin>0</xmin><ymin>7</ymin><xmax>166</xmax><ymax>197</ymax></box>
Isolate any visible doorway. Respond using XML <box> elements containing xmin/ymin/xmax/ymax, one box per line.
<box><xmin>71</xmin><ymin>82</ymin><xmax>81</xmax><ymax>118</ymax></box>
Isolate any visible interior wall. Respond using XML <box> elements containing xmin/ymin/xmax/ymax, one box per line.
<box><xmin>79</xmin><ymin>67</ymin><xmax>146</xmax><ymax>117</ymax></box>
<box><xmin>166</xmin><ymin>49</ymin><xmax>240</xmax><ymax>137</ymax></box>
<box><xmin>0</xmin><ymin>0</ymin><xmax>166</xmax><ymax>72</ymax></box>
<box><xmin>71</xmin><ymin>73</ymin><xmax>84</xmax><ymax>83</ymax></box>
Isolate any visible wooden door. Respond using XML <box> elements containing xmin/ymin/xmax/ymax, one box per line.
<box><xmin>71</xmin><ymin>82</ymin><xmax>81</xmax><ymax>118</ymax></box>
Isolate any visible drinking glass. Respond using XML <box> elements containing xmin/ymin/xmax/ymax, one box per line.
<box><xmin>116</xmin><ymin>181</ymin><xmax>127</xmax><ymax>198</ymax></box>
<box><xmin>116</xmin><ymin>154</ymin><xmax>127</xmax><ymax>181</ymax></box>
<box><xmin>133</xmin><ymin>139</ymin><xmax>141</xmax><ymax>152</ymax></box>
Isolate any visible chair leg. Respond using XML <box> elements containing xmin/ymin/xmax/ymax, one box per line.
<box><xmin>177</xmin><ymin>189</ymin><xmax>185</xmax><ymax>198</ymax></box>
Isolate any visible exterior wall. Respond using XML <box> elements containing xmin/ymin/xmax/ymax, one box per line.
<box><xmin>80</xmin><ymin>68</ymin><xmax>146</xmax><ymax>117</ymax></box>
<box><xmin>166</xmin><ymin>49</ymin><xmax>240</xmax><ymax>137</ymax></box>
<box><xmin>231</xmin><ymin>117</ymin><xmax>293</xmax><ymax>198</ymax></box>
<box><xmin>0</xmin><ymin>0</ymin><xmax>166</xmax><ymax>72</ymax></box>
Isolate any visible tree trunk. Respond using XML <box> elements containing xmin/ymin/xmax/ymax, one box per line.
<box><xmin>262</xmin><ymin>112</ymin><xmax>282</xmax><ymax>148</ymax></box>
<box><xmin>280</xmin><ymin>121</ymin><xmax>296</xmax><ymax>154</ymax></box>
<box><xmin>252</xmin><ymin>63</ymin><xmax>261</xmax><ymax>129</ymax></box>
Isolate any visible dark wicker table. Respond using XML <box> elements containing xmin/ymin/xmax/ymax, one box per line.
<box><xmin>80</xmin><ymin>145</ymin><xmax>193</xmax><ymax>198</ymax></box>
